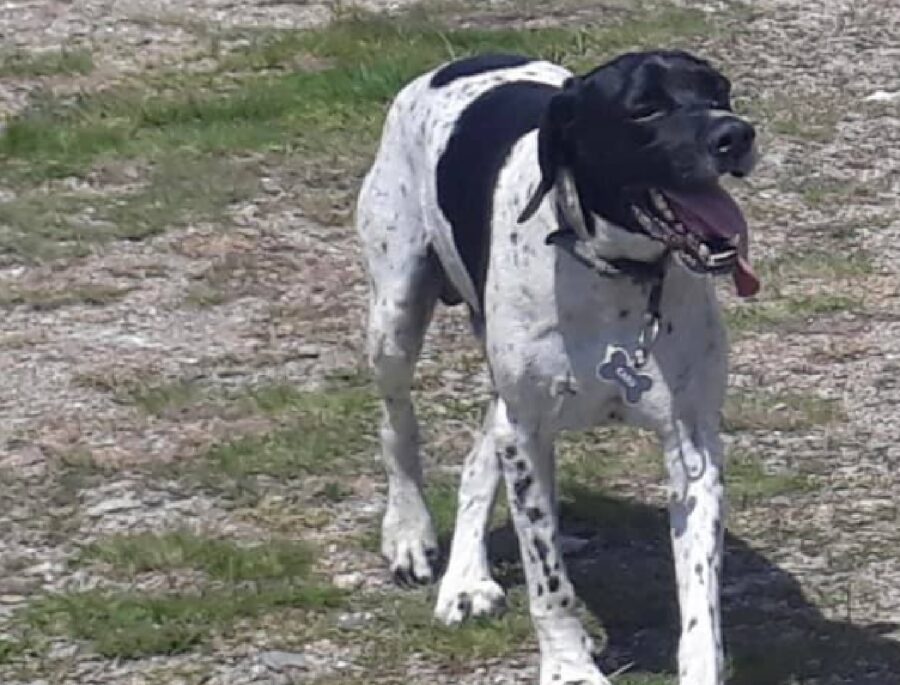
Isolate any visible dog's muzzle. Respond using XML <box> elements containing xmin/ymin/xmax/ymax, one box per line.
<box><xmin>631</xmin><ymin>183</ymin><xmax>760</xmax><ymax>298</ymax></box>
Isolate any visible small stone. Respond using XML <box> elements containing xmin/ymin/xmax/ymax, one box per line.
<box><xmin>336</xmin><ymin>611</ymin><xmax>372</xmax><ymax>630</ymax></box>
<box><xmin>332</xmin><ymin>572</ymin><xmax>364</xmax><ymax>590</ymax></box>
<box><xmin>86</xmin><ymin>496</ymin><xmax>143</xmax><ymax>517</ymax></box>
<box><xmin>259</xmin><ymin>650</ymin><xmax>309</xmax><ymax>672</ymax></box>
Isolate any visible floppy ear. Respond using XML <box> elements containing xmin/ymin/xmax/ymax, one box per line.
<box><xmin>517</xmin><ymin>77</ymin><xmax>580</xmax><ymax>224</ymax></box>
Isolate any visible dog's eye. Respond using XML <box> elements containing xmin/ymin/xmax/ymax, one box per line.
<box><xmin>630</xmin><ymin>105</ymin><xmax>665</xmax><ymax>122</ymax></box>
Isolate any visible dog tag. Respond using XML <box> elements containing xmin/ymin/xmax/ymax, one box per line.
<box><xmin>596</xmin><ymin>346</ymin><xmax>652</xmax><ymax>405</ymax></box>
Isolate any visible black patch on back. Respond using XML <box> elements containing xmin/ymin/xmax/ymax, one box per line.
<box><xmin>436</xmin><ymin>81</ymin><xmax>557</xmax><ymax>307</ymax></box>
<box><xmin>431</xmin><ymin>54</ymin><xmax>534</xmax><ymax>88</ymax></box>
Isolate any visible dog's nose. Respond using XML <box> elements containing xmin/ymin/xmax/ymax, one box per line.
<box><xmin>708</xmin><ymin>118</ymin><xmax>755</xmax><ymax>166</ymax></box>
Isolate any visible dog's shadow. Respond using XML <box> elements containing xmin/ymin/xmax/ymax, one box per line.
<box><xmin>483</xmin><ymin>491</ymin><xmax>900</xmax><ymax>685</ymax></box>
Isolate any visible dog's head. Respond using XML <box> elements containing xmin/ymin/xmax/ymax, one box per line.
<box><xmin>521</xmin><ymin>50</ymin><xmax>760</xmax><ymax>297</ymax></box>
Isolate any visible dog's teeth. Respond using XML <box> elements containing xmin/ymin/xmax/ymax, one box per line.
<box><xmin>708</xmin><ymin>249</ymin><xmax>737</xmax><ymax>266</ymax></box>
<box><xmin>650</xmin><ymin>190</ymin><xmax>675</xmax><ymax>222</ymax></box>
<box><xmin>698</xmin><ymin>243</ymin><xmax>711</xmax><ymax>262</ymax></box>
<box><xmin>633</xmin><ymin>206</ymin><xmax>653</xmax><ymax>231</ymax></box>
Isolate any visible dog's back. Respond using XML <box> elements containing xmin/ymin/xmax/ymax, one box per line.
<box><xmin>358</xmin><ymin>55</ymin><xmax>570</xmax><ymax>311</ymax></box>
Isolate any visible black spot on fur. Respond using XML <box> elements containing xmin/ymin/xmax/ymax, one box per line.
<box><xmin>536</xmin><ymin>583</ymin><xmax>544</xmax><ymax>597</ymax></box>
<box><xmin>533</xmin><ymin>535</ymin><xmax>550</xmax><ymax>565</ymax></box>
<box><xmin>380</xmin><ymin>241</ymin><xmax>388</xmax><ymax>253</ymax></box>
<box><xmin>437</xmin><ymin>81</ymin><xmax>558</xmax><ymax>307</ymax></box>
<box><xmin>688</xmin><ymin>617</ymin><xmax>698</xmax><ymax>632</ymax></box>
<box><xmin>515</xmin><ymin>459</ymin><xmax>528</xmax><ymax>473</ymax></box>
<box><xmin>504</xmin><ymin>445</ymin><xmax>518</xmax><ymax>460</ymax></box>
<box><xmin>510</xmin><ymin>231</ymin><xmax>519</xmax><ymax>245</ymax></box>
<box><xmin>548</xmin><ymin>575</ymin><xmax>560</xmax><ymax>593</ymax></box>
<box><xmin>457</xmin><ymin>592</ymin><xmax>472</xmax><ymax>616</ymax></box>
<box><xmin>430</xmin><ymin>54</ymin><xmax>534</xmax><ymax>88</ymax></box>
<box><xmin>514</xmin><ymin>475</ymin><xmax>533</xmax><ymax>503</ymax></box>
<box><xmin>560</xmin><ymin>596</ymin><xmax>571</xmax><ymax>608</ymax></box>
<box><xmin>525</xmin><ymin>507</ymin><xmax>544</xmax><ymax>523</ymax></box>
<box><xmin>618</xmin><ymin>308</ymin><xmax>629</xmax><ymax>319</ymax></box>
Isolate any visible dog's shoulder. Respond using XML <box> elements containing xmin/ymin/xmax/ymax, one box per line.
<box><xmin>421</xmin><ymin>58</ymin><xmax>568</xmax><ymax>306</ymax></box>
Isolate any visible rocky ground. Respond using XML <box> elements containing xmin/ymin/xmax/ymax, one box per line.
<box><xmin>0</xmin><ymin>0</ymin><xmax>899</xmax><ymax>684</ymax></box>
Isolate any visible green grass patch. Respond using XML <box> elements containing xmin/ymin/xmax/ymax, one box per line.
<box><xmin>727</xmin><ymin>451</ymin><xmax>812</xmax><ymax>505</ymax></box>
<box><xmin>0</xmin><ymin>283</ymin><xmax>131</xmax><ymax>310</ymax></box>
<box><xmin>0</xmin><ymin>155</ymin><xmax>258</xmax><ymax>261</ymax></box>
<box><xmin>26</xmin><ymin>584</ymin><xmax>343</xmax><ymax>659</ymax></box>
<box><xmin>28</xmin><ymin>531</ymin><xmax>340</xmax><ymax>659</ymax></box>
<box><xmin>0</xmin><ymin>638</ymin><xmax>26</xmax><ymax>664</ymax></box>
<box><xmin>726</xmin><ymin>293</ymin><xmax>861</xmax><ymax>333</ymax></box>
<box><xmin>757</xmin><ymin>250</ymin><xmax>874</xmax><ymax>282</ymax></box>
<box><xmin>745</xmin><ymin>93</ymin><xmax>843</xmax><ymax>144</ymax></box>
<box><xmin>0</xmin><ymin>7</ymin><xmax>709</xmax><ymax>183</ymax></box>
<box><xmin>202</xmin><ymin>383</ymin><xmax>378</xmax><ymax>480</ymax></box>
<box><xmin>0</xmin><ymin>48</ymin><xmax>93</xmax><ymax>78</ymax></box>
<box><xmin>358</xmin><ymin>589</ymin><xmax>534</xmax><ymax>668</ymax></box>
<box><xmin>560</xmin><ymin>426</ymin><xmax>664</xmax><ymax>485</ymax></box>
<box><xmin>81</xmin><ymin>530</ymin><xmax>315</xmax><ymax>582</ymax></box>
<box><xmin>125</xmin><ymin>379</ymin><xmax>204</xmax><ymax>416</ymax></box>
<box><xmin>723</xmin><ymin>389</ymin><xmax>844</xmax><ymax>432</ymax></box>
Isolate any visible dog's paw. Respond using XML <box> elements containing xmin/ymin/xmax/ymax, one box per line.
<box><xmin>434</xmin><ymin>577</ymin><xmax>506</xmax><ymax>624</ymax></box>
<box><xmin>540</xmin><ymin>659</ymin><xmax>611</xmax><ymax>685</ymax></box>
<box><xmin>382</xmin><ymin>515</ymin><xmax>438</xmax><ymax>586</ymax></box>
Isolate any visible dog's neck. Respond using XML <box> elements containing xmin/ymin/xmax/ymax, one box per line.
<box><xmin>551</xmin><ymin>168</ymin><xmax>669</xmax><ymax>275</ymax></box>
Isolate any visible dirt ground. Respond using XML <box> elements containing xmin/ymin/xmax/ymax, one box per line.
<box><xmin>1</xmin><ymin>0</ymin><xmax>899</xmax><ymax>684</ymax></box>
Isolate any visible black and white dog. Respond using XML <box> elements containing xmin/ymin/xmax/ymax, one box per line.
<box><xmin>357</xmin><ymin>50</ymin><xmax>760</xmax><ymax>685</ymax></box>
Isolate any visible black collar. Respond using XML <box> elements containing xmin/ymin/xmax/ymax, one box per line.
<box><xmin>545</xmin><ymin>202</ymin><xmax>669</xmax><ymax>284</ymax></box>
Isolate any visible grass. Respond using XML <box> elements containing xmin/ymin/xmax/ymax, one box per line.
<box><xmin>723</xmin><ymin>389</ymin><xmax>844</xmax><ymax>432</ymax></box>
<box><xmin>357</xmin><ymin>589</ymin><xmax>534</xmax><ymax>669</ymax></box>
<box><xmin>560</xmin><ymin>426</ymin><xmax>664</xmax><ymax>485</ymax></box>
<box><xmin>25</xmin><ymin>584</ymin><xmax>343</xmax><ymax>659</ymax></box>
<box><xmin>0</xmin><ymin>283</ymin><xmax>131</xmax><ymax>310</ymax></box>
<box><xmin>126</xmin><ymin>379</ymin><xmax>205</xmax><ymax>416</ymax></box>
<box><xmin>727</xmin><ymin>451</ymin><xmax>811</xmax><ymax>506</ymax></box>
<box><xmin>0</xmin><ymin>5</ymin><xmax>710</xmax><ymax>182</ymax></box>
<box><xmin>0</xmin><ymin>3</ymin><xmax>711</xmax><ymax>260</ymax></box>
<box><xmin>0</xmin><ymin>155</ymin><xmax>258</xmax><ymax>262</ymax></box>
<box><xmin>0</xmin><ymin>638</ymin><xmax>25</xmax><ymax>665</ymax></box>
<box><xmin>745</xmin><ymin>92</ymin><xmax>843</xmax><ymax>144</ymax></box>
<box><xmin>201</xmin><ymin>383</ymin><xmax>379</xmax><ymax>480</ymax></box>
<box><xmin>726</xmin><ymin>293</ymin><xmax>861</xmax><ymax>333</ymax></box>
<box><xmin>0</xmin><ymin>48</ymin><xmax>93</xmax><ymax>78</ymax></box>
<box><xmin>757</xmin><ymin>250</ymin><xmax>874</xmax><ymax>283</ymax></box>
<box><xmin>21</xmin><ymin>531</ymin><xmax>341</xmax><ymax>659</ymax></box>
<box><xmin>80</xmin><ymin>530</ymin><xmax>315</xmax><ymax>581</ymax></box>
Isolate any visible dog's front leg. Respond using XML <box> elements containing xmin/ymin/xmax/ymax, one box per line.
<box><xmin>495</xmin><ymin>400</ymin><xmax>610</xmax><ymax>685</ymax></box>
<box><xmin>664</xmin><ymin>421</ymin><xmax>726</xmax><ymax>685</ymax></box>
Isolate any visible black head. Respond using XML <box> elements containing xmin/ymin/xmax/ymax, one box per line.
<box><xmin>521</xmin><ymin>50</ymin><xmax>760</xmax><ymax>296</ymax></box>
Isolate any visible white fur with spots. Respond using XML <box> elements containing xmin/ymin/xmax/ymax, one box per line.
<box><xmin>357</xmin><ymin>59</ymin><xmax>730</xmax><ymax>685</ymax></box>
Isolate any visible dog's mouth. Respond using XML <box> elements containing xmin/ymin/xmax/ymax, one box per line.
<box><xmin>631</xmin><ymin>184</ymin><xmax>760</xmax><ymax>298</ymax></box>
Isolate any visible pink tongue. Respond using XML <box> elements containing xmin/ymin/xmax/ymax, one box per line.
<box><xmin>663</xmin><ymin>186</ymin><xmax>760</xmax><ymax>298</ymax></box>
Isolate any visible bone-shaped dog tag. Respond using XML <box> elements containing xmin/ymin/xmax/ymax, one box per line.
<box><xmin>596</xmin><ymin>346</ymin><xmax>652</xmax><ymax>405</ymax></box>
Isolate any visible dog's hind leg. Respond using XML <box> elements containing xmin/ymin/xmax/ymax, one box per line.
<box><xmin>366</xmin><ymin>261</ymin><xmax>441</xmax><ymax>584</ymax></box>
<box><xmin>435</xmin><ymin>399</ymin><xmax>506</xmax><ymax>623</ymax></box>
<box><xmin>360</xmin><ymin>167</ymin><xmax>443</xmax><ymax>582</ymax></box>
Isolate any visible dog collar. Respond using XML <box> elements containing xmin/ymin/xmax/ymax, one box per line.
<box><xmin>547</xmin><ymin>202</ymin><xmax>668</xmax><ymax>370</ymax></box>
<box><xmin>545</xmin><ymin>203</ymin><xmax>669</xmax><ymax>284</ymax></box>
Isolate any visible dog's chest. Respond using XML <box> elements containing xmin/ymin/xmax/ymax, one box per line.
<box><xmin>485</xmin><ymin>221</ymin><xmax>728</xmax><ymax>433</ymax></box>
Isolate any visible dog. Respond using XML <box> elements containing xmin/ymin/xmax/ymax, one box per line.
<box><xmin>356</xmin><ymin>50</ymin><xmax>760</xmax><ymax>685</ymax></box>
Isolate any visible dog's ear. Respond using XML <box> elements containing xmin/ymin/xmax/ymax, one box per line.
<box><xmin>517</xmin><ymin>77</ymin><xmax>580</xmax><ymax>225</ymax></box>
